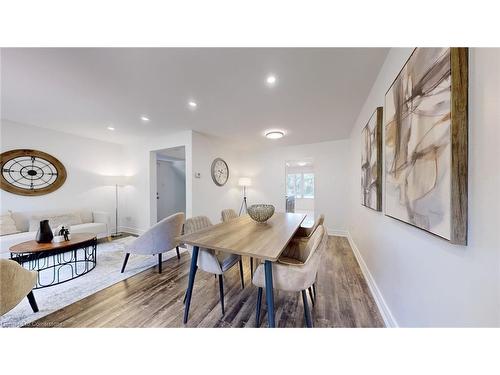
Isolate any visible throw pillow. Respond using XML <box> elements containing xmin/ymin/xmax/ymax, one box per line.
<box><xmin>0</xmin><ymin>211</ymin><xmax>20</xmax><ymax>236</ymax></box>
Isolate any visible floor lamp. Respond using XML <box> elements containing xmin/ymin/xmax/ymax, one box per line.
<box><xmin>238</xmin><ymin>177</ymin><xmax>255</xmax><ymax>276</ymax></box>
<box><xmin>238</xmin><ymin>177</ymin><xmax>251</xmax><ymax>215</ymax></box>
<box><xmin>108</xmin><ymin>175</ymin><xmax>129</xmax><ymax>238</ymax></box>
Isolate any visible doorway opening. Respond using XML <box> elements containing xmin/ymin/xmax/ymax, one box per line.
<box><xmin>285</xmin><ymin>158</ymin><xmax>315</xmax><ymax>227</ymax></box>
<box><xmin>155</xmin><ymin>146</ymin><xmax>186</xmax><ymax>222</ymax></box>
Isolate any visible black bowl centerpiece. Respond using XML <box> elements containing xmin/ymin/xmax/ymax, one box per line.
<box><xmin>247</xmin><ymin>204</ymin><xmax>275</xmax><ymax>223</ymax></box>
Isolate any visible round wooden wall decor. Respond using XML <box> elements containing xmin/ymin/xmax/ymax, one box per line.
<box><xmin>0</xmin><ymin>149</ymin><xmax>67</xmax><ymax>196</ymax></box>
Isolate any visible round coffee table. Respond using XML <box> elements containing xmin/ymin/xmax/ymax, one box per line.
<box><xmin>10</xmin><ymin>233</ymin><xmax>97</xmax><ymax>289</ymax></box>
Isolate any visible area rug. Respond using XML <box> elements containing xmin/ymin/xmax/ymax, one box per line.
<box><xmin>1</xmin><ymin>236</ymin><xmax>184</xmax><ymax>328</ymax></box>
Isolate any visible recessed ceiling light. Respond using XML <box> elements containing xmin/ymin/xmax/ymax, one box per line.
<box><xmin>107</xmin><ymin>126</ymin><xmax>115</xmax><ymax>131</ymax></box>
<box><xmin>188</xmin><ymin>101</ymin><xmax>197</xmax><ymax>109</ymax></box>
<box><xmin>265</xmin><ymin>130</ymin><xmax>285</xmax><ymax>139</ymax></box>
<box><xmin>140</xmin><ymin>115</ymin><xmax>150</xmax><ymax>122</ymax></box>
<box><xmin>266</xmin><ymin>74</ymin><xmax>277</xmax><ymax>86</ymax></box>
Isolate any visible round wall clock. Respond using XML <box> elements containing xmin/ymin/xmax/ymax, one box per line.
<box><xmin>0</xmin><ymin>149</ymin><xmax>67</xmax><ymax>196</ymax></box>
<box><xmin>211</xmin><ymin>157</ymin><xmax>229</xmax><ymax>186</ymax></box>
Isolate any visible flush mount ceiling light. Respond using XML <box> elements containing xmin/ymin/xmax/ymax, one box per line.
<box><xmin>107</xmin><ymin>126</ymin><xmax>115</xmax><ymax>131</ymax></box>
<box><xmin>188</xmin><ymin>101</ymin><xmax>197</xmax><ymax>109</ymax></box>
<box><xmin>266</xmin><ymin>74</ymin><xmax>277</xmax><ymax>86</ymax></box>
<box><xmin>298</xmin><ymin>162</ymin><xmax>307</xmax><ymax>167</ymax></box>
<box><xmin>265</xmin><ymin>130</ymin><xmax>285</xmax><ymax>139</ymax></box>
<box><xmin>140</xmin><ymin>115</ymin><xmax>150</xmax><ymax>122</ymax></box>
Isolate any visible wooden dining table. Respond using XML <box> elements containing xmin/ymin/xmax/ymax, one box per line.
<box><xmin>177</xmin><ymin>212</ymin><xmax>306</xmax><ymax>327</ymax></box>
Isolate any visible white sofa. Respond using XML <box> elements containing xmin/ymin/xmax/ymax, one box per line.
<box><xmin>0</xmin><ymin>209</ymin><xmax>110</xmax><ymax>256</ymax></box>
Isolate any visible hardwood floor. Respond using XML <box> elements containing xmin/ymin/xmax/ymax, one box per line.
<box><xmin>28</xmin><ymin>236</ymin><xmax>384</xmax><ymax>328</ymax></box>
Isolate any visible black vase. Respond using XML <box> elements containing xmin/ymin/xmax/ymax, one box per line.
<box><xmin>35</xmin><ymin>220</ymin><xmax>53</xmax><ymax>243</ymax></box>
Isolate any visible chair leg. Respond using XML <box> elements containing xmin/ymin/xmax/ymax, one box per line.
<box><xmin>255</xmin><ymin>287</ymin><xmax>263</xmax><ymax>327</ymax></box>
<box><xmin>312</xmin><ymin>282</ymin><xmax>317</xmax><ymax>300</ymax></box>
<box><xmin>183</xmin><ymin>290</ymin><xmax>187</xmax><ymax>304</ymax></box>
<box><xmin>250</xmin><ymin>257</ymin><xmax>254</xmax><ymax>279</ymax></box>
<box><xmin>308</xmin><ymin>287</ymin><xmax>315</xmax><ymax>307</ymax></box>
<box><xmin>218</xmin><ymin>274</ymin><xmax>225</xmax><ymax>316</ymax></box>
<box><xmin>120</xmin><ymin>253</ymin><xmax>130</xmax><ymax>273</ymax></box>
<box><xmin>26</xmin><ymin>291</ymin><xmax>39</xmax><ymax>313</ymax></box>
<box><xmin>158</xmin><ymin>253</ymin><xmax>162</xmax><ymax>274</ymax></box>
<box><xmin>238</xmin><ymin>259</ymin><xmax>245</xmax><ymax>289</ymax></box>
<box><xmin>301</xmin><ymin>290</ymin><xmax>313</xmax><ymax>328</ymax></box>
<box><xmin>176</xmin><ymin>246</ymin><xmax>180</xmax><ymax>260</ymax></box>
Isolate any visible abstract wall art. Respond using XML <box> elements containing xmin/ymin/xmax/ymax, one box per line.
<box><xmin>384</xmin><ymin>48</ymin><xmax>468</xmax><ymax>245</ymax></box>
<box><xmin>361</xmin><ymin>107</ymin><xmax>383</xmax><ymax>211</ymax></box>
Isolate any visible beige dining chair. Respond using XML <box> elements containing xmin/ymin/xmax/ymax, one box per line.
<box><xmin>284</xmin><ymin>213</ymin><xmax>325</xmax><ymax>302</ymax></box>
<box><xmin>221</xmin><ymin>208</ymin><xmax>238</xmax><ymax>223</ymax></box>
<box><xmin>0</xmin><ymin>259</ymin><xmax>39</xmax><ymax>316</ymax></box>
<box><xmin>121</xmin><ymin>212</ymin><xmax>185</xmax><ymax>274</ymax></box>
<box><xmin>221</xmin><ymin>208</ymin><xmax>256</xmax><ymax>278</ymax></box>
<box><xmin>252</xmin><ymin>225</ymin><xmax>328</xmax><ymax>327</ymax></box>
<box><xmin>183</xmin><ymin>215</ymin><xmax>245</xmax><ymax>316</ymax></box>
<box><xmin>296</xmin><ymin>214</ymin><xmax>325</xmax><ymax>239</ymax></box>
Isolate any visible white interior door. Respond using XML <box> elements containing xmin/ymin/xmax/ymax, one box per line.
<box><xmin>156</xmin><ymin>160</ymin><xmax>186</xmax><ymax>221</ymax></box>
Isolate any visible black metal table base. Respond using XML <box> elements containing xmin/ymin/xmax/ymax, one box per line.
<box><xmin>10</xmin><ymin>238</ymin><xmax>97</xmax><ymax>289</ymax></box>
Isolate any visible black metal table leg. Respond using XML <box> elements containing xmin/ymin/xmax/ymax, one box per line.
<box><xmin>183</xmin><ymin>246</ymin><xmax>199</xmax><ymax>324</ymax></box>
<box><xmin>26</xmin><ymin>291</ymin><xmax>39</xmax><ymax>313</ymax></box>
<box><xmin>264</xmin><ymin>260</ymin><xmax>275</xmax><ymax>328</ymax></box>
<box><xmin>10</xmin><ymin>237</ymin><xmax>97</xmax><ymax>289</ymax></box>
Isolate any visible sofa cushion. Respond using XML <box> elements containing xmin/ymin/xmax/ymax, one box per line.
<box><xmin>79</xmin><ymin>209</ymin><xmax>93</xmax><ymax>224</ymax></box>
<box><xmin>28</xmin><ymin>212</ymin><xmax>83</xmax><ymax>232</ymax></box>
<box><xmin>70</xmin><ymin>222</ymin><xmax>107</xmax><ymax>236</ymax></box>
<box><xmin>0</xmin><ymin>212</ymin><xmax>20</xmax><ymax>236</ymax></box>
<box><xmin>0</xmin><ymin>231</ymin><xmax>36</xmax><ymax>255</ymax></box>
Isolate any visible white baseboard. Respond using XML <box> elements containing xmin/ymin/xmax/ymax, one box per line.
<box><xmin>118</xmin><ymin>226</ymin><xmax>146</xmax><ymax>236</ymax></box>
<box><xmin>326</xmin><ymin>228</ymin><xmax>349</xmax><ymax>237</ymax></box>
<box><xmin>346</xmin><ymin>231</ymin><xmax>398</xmax><ymax>328</ymax></box>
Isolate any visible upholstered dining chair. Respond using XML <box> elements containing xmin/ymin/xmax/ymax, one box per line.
<box><xmin>121</xmin><ymin>212</ymin><xmax>185</xmax><ymax>274</ymax></box>
<box><xmin>221</xmin><ymin>208</ymin><xmax>256</xmax><ymax>278</ymax></box>
<box><xmin>295</xmin><ymin>214</ymin><xmax>325</xmax><ymax>239</ymax></box>
<box><xmin>221</xmin><ymin>208</ymin><xmax>238</xmax><ymax>223</ymax></box>
<box><xmin>183</xmin><ymin>215</ymin><xmax>245</xmax><ymax>316</ymax></box>
<box><xmin>284</xmin><ymin>213</ymin><xmax>325</xmax><ymax>303</ymax></box>
<box><xmin>252</xmin><ymin>225</ymin><xmax>328</xmax><ymax>327</ymax></box>
<box><xmin>0</xmin><ymin>259</ymin><xmax>39</xmax><ymax>316</ymax></box>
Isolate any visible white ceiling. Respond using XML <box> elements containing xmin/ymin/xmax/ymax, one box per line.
<box><xmin>1</xmin><ymin>48</ymin><xmax>388</xmax><ymax>147</ymax></box>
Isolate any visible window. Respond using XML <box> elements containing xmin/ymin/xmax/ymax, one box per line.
<box><xmin>287</xmin><ymin>172</ymin><xmax>314</xmax><ymax>198</ymax></box>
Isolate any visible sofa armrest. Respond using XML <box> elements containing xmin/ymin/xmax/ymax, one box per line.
<box><xmin>92</xmin><ymin>211</ymin><xmax>111</xmax><ymax>235</ymax></box>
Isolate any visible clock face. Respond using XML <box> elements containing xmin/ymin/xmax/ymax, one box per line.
<box><xmin>1</xmin><ymin>149</ymin><xmax>67</xmax><ymax>196</ymax></box>
<box><xmin>211</xmin><ymin>158</ymin><xmax>229</xmax><ymax>186</ymax></box>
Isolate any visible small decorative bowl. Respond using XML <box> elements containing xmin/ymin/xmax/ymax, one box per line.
<box><xmin>248</xmin><ymin>204</ymin><xmax>275</xmax><ymax>223</ymax></box>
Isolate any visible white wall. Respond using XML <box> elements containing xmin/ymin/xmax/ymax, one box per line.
<box><xmin>0</xmin><ymin>120</ymin><xmax>124</xmax><ymax>230</ymax></box>
<box><xmin>238</xmin><ymin>140</ymin><xmax>350</xmax><ymax>234</ymax></box>
<box><xmin>191</xmin><ymin>132</ymin><xmax>242</xmax><ymax>224</ymax></box>
<box><xmin>346</xmin><ymin>48</ymin><xmax>500</xmax><ymax>327</ymax></box>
